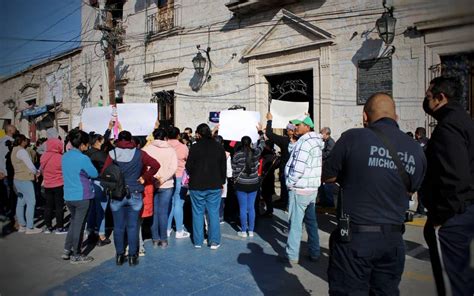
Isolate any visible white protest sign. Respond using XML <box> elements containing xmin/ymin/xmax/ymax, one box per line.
<box><xmin>81</xmin><ymin>106</ymin><xmax>113</xmax><ymax>133</ymax></box>
<box><xmin>219</xmin><ymin>110</ymin><xmax>260</xmax><ymax>143</ymax></box>
<box><xmin>117</xmin><ymin>103</ymin><xmax>157</xmax><ymax>136</ymax></box>
<box><xmin>71</xmin><ymin>115</ymin><xmax>81</xmax><ymax>129</ymax></box>
<box><xmin>270</xmin><ymin>100</ymin><xmax>309</xmax><ymax>128</ymax></box>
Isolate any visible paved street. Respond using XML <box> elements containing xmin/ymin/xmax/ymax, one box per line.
<box><xmin>0</xmin><ymin>208</ymin><xmax>435</xmax><ymax>296</ymax></box>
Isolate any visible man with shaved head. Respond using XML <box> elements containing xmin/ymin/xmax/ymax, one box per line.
<box><xmin>322</xmin><ymin>92</ymin><xmax>426</xmax><ymax>295</ymax></box>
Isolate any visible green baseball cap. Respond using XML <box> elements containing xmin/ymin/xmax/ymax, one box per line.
<box><xmin>290</xmin><ymin>115</ymin><xmax>314</xmax><ymax>128</ymax></box>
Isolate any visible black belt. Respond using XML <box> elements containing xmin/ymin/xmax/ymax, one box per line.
<box><xmin>351</xmin><ymin>224</ymin><xmax>404</xmax><ymax>233</ymax></box>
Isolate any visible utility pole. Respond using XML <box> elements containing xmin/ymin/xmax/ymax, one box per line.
<box><xmin>105</xmin><ymin>8</ymin><xmax>116</xmax><ymax>106</ymax></box>
<box><xmin>96</xmin><ymin>1</ymin><xmax>116</xmax><ymax>105</ymax></box>
<box><xmin>52</xmin><ymin>95</ymin><xmax>59</xmax><ymax>130</ymax></box>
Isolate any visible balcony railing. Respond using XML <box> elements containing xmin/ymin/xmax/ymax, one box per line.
<box><xmin>146</xmin><ymin>5</ymin><xmax>181</xmax><ymax>38</ymax></box>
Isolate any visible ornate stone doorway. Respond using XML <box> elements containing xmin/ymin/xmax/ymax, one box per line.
<box><xmin>266</xmin><ymin>70</ymin><xmax>313</xmax><ymax>118</ymax></box>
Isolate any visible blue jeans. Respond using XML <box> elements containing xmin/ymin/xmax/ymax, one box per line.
<box><xmin>110</xmin><ymin>192</ymin><xmax>143</xmax><ymax>256</ymax></box>
<box><xmin>190</xmin><ymin>189</ymin><xmax>221</xmax><ymax>246</ymax></box>
<box><xmin>87</xmin><ymin>181</ymin><xmax>108</xmax><ymax>235</ymax></box>
<box><xmin>151</xmin><ymin>188</ymin><xmax>173</xmax><ymax>241</ymax></box>
<box><xmin>304</xmin><ymin>202</ymin><xmax>321</xmax><ymax>258</ymax></box>
<box><xmin>236</xmin><ymin>190</ymin><xmax>258</xmax><ymax>232</ymax></box>
<box><xmin>167</xmin><ymin>177</ymin><xmax>185</xmax><ymax>232</ymax></box>
<box><xmin>14</xmin><ymin>180</ymin><xmax>36</xmax><ymax>229</ymax></box>
<box><xmin>286</xmin><ymin>190</ymin><xmax>319</xmax><ymax>261</ymax></box>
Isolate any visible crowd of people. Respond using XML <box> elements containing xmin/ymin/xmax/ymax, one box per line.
<box><xmin>0</xmin><ymin>75</ymin><xmax>473</xmax><ymax>295</ymax></box>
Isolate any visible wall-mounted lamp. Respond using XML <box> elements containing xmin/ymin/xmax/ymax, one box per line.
<box><xmin>192</xmin><ymin>52</ymin><xmax>206</xmax><ymax>74</ymax></box>
<box><xmin>76</xmin><ymin>82</ymin><xmax>87</xmax><ymax>98</ymax></box>
<box><xmin>376</xmin><ymin>5</ymin><xmax>397</xmax><ymax>45</ymax></box>
<box><xmin>76</xmin><ymin>82</ymin><xmax>90</xmax><ymax>109</ymax></box>
<box><xmin>4</xmin><ymin>98</ymin><xmax>16</xmax><ymax>111</ymax></box>
<box><xmin>192</xmin><ymin>45</ymin><xmax>212</xmax><ymax>91</ymax></box>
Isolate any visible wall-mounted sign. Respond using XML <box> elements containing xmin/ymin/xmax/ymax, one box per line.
<box><xmin>209</xmin><ymin>112</ymin><xmax>220</xmax><ymax>123</ymax></box>
<box><xmin>357</xmin><ymin>57</ymin><xmax>392</xmax><ymax>105</ymax></box>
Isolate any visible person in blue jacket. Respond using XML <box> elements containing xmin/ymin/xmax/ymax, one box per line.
<box><xmin>61</xmin><ymin>129</ymin><xmax>98</xmax><ymax>264</ymax></box>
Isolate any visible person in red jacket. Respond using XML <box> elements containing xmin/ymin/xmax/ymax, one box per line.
<box><xmin>40</xmin><ymin>137</ymin><xmax>66</xmax><ymax>234</ymax></box>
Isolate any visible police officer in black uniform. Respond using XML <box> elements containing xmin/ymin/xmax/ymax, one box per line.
<box><xmin>322</xmin><ymin>93</ymin><xmax>427</xmax><ymax>295</ymax></box>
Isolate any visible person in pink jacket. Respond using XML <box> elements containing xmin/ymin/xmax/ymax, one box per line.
<box><xmin>40</xmin><ymin>137</ymin><xmax>66</xmax><ymax>233</ymax></box>
<box><xmin>142</xmin><ymin>128</ymin><xmax>178</xmax><ymax>249</ymax></box>
<box><xmin>166</xmin><ymin>127</ymin><xmax>190</xmax><ymax>239</ymax></box>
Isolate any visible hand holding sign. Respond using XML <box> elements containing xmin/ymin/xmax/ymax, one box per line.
<box><xmin>219</xmin><ymin>110</ymin><xmax>260</xmax><ymax>142</ymax></box>
<box><xmin>269</xmin><ymin>100</ymin><xmax>309</xmax><ymax>129</ymax></box>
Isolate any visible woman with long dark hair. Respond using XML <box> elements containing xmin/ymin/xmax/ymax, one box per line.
<box><xmin>232</xmin><ymin>131</ymin><xmax>265</xmax><ymax>238</ymax></box>
<box><xmin>12</xmin><ymin>134</ymin><xmax>42</xmax><ymax>234</ymax></box>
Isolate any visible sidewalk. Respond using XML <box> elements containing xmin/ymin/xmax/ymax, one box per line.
<box><xmin>0</xmin><ymin>209</ymin><xmax>435</xmax><ymax>296</ymax></box>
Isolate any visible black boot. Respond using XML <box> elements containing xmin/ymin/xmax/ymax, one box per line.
<box><xmin>129</xmin><ymin>254</ymin><xmax>139</xmax><ymax>266</ymax></box>
<box><xmin>116</xmin><ymin>254</ymin><xmax>125</xmax><ymax>266</ymax></box>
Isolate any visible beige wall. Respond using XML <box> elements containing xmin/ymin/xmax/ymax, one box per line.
<box><xmin>3</xmin><ymin>0</ymin><xmax>471</xmax><ymax>139</ymax></box>
<box><xmin>0</xmin><ymin>51</ymin><xmax>83</xmax><ymax>139</ymax></box>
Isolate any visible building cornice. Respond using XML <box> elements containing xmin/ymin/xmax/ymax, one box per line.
<box><xmin>0</xmin><ymin>47</ymin><xmax>82</xmax><ymax>83</ymax></box>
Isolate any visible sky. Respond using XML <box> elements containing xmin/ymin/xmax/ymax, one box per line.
<box><xmin>0</xmin><ymin>0</ymin><xmax>82</xmax><ymax>77</ymax></box>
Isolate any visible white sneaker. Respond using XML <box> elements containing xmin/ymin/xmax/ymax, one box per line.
<box><xmin>248</xmin><ymin>231</ymin><xmax>254</xmax><ymax>237</ymax></box>
<box><xmin>175</xmin><ymin>230</ymin><xmax>190</xmax><ymax>239</ymax></box>
<box><xmin>210</xmin><ymin>243</ymin><xmax>220</xmax><ymax>250</ymax></box>
<box><xmin>167</xmin><ymin>229</ymin><xmax>172</xmax><ymax>237</ymax></box>
<box><xmin>139</xmin><ymin>248</ymin><xmax>146</xmax><ymax>257</ymax></box>
<box><xmin>25</xmin><ymin>227</ymin><xmax>43</xmax><ymax>234</ymax></box>
<box><xmin>18</xmin><ymin>226</ymin><xmax>26</xmax><ymax>233</ymax></box>
<box><xmin>237</xmin><ymin>231</ymin><xmax>248</xmax><ymax>238</ymax></box>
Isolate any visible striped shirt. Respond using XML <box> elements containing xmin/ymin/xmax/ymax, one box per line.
<box><xmin>232</xmin><ymin>135</ymin><xmax>265</xmax><ymax>192</ymax></box>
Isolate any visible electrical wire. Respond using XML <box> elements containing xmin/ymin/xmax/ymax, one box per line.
<box><xmin>1</xmin><ymin>3</ymin><xmax>386</xmax><ymax>86</ymax></box>
<box><xmin>0</xmin><ymin>29</ymin><xmax>95</xmax><ymax>69</ymax></box>
<box><xmin>2</xmin><ymin>5</ymin><xmax>82</xmax><ymax>59</ymax></box>
<box><xmin>0</xmin><ymin>37</ymin><xmax>100</xmax><ymax>43</ymax></box>
<box><xmin>0</xmin><ymin>12</ymin><xmax>95</xmax><ymax>72</ymax></box>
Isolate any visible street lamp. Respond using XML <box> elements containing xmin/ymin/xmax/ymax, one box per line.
<box><xmin>376</xmin><ymin>7</ymin><xmax>397</xmax><ymax>45</ymax></box>
<box><xmin>191</xmin><ymin>45</ymin><xmax>212</xmax><ymax>91</ymax></box>
<box><xmin>76</xmin><ymin>82</ymin><xmax>90</xmax><ymax>109</ymax></box>
<box><xmin>192</xmin><ymin>52</ymin><xmax>206</xmax><ymax>74</ymax></box>
<box><xmin>4</xmin><ymin>98</ymin><xmax>16</xmax><ymax>110</ymax></box>
<box><xmin>76</xmin><ymin>82</ymin><xmax>87</xmax><ymax>98</ymax></box>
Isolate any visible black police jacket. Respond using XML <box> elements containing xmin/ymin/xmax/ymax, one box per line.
<box><xmin>421</xmin><ymin>101</ymin><xmax>474</xmax><ymax>225</ymax></box>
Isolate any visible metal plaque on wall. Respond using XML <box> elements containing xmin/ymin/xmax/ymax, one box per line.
<box><xmin>357</xmin><ymin>57</ymin><xmax>393</xmax><ymax>105</ymax></box>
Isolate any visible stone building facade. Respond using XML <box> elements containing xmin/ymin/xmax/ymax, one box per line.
<box><xmin>2</xmin><ymin>0</ymin><xmax>473</xmax><ymax>140</ymax></box>
<box><xmin>0</xmin><ymin>48</ymin><xmax>85</xmax><ymax>141</ymax></box>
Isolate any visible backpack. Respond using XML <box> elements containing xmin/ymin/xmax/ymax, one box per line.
<box><xmin>100</xmin><ymin>149</ymin><xmax>128</xmax><ymax>201</ymax></box>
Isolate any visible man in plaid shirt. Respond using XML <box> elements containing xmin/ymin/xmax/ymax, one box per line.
<box><xmin>283</xmin><ymin>115</ymin><xmax>325</xmax><ymax>263</ymax></box>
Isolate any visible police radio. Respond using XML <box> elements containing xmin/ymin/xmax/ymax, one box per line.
<box><xmin>336</xmin><ymin>184</ymin><xmax>351</xmax><ymax>242</ymax></box>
